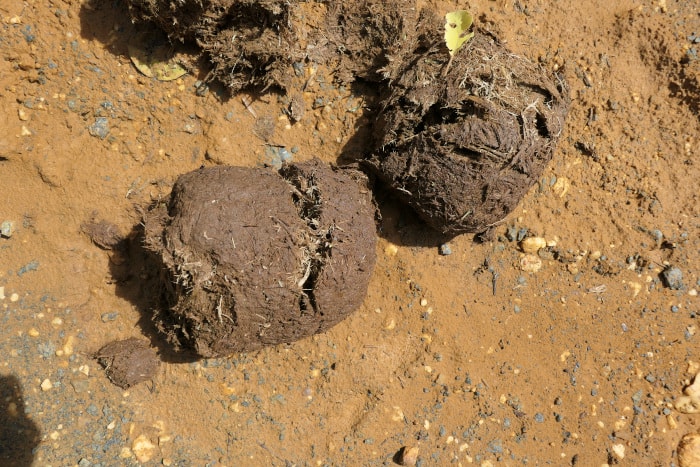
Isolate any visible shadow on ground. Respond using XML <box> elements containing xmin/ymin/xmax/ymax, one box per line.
<box><xmin>0</xmin><ymin>374</ymin><xmax>40</xmax><ymax>467</ymax></box>
<box><xmin>108</xmin><ymin>223</ymin><xmax>200</xmax><ymax>364</ymax></box>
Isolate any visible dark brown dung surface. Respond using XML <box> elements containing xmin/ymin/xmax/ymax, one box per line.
<box><xmin>144</xmin><ymin>159</ymin><xmax>377</xmax><ymax>357</ymax></box>
<box><xmin>127</xmin><ymin>0</ymin><xmax>302</xmax><ymax>91</ymax></box>
<box><xmin>368</xmin><ymin>14</ymin><xmax>569</xmax><ymax>235</ymax></box>
<box><xmin>96</xmin><ymin>337</ymin><xmax>160</xmax><ymax>389</ymax></box>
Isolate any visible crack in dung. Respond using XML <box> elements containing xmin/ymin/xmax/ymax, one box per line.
<box><xmin>279</xmin><ymin>164</ymin><xmax>333</xmax><ymax>318</ymax></box>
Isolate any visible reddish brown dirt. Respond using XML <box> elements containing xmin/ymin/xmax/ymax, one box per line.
<box><xmin>0</xmin><ymin>0</ymin><xmax>698</xmax><ymax>465</ymax></box>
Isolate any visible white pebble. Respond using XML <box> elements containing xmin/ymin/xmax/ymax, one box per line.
<box><xmin>520</xmin><ymin>254</ymin><xmax>542</xmax><ymax>273</ymax></box>
<box><xmin>10</xmin><ymin>293</ymin><xmax>19</xmax><ymax>302</ymax></box>
<box><xmin>552</xmin><ymin>177</ymin><xmax>570</xmax><ymax>197</ymax></box>
<box><xmin>520</xmin><ymin>237</ymin><xmax>547</xmax><ymax>254</ymax></box>
<box><xmin>675</xmin><ymin>396</ymin><xmax>700</xmax><ymax>414</ymax></box>
<box><xmin>398</xmin><ymin>446</ymin><xmax>419</xmax><ymax>466</ymax></box>
<box><xmin>684</xmin><ymin>372</ymin><xmax>700</xmax><ymax>399</ymax></box>
<box><xmin>420</xmin><ymin>298</ymin><xmax>428</xmax><ymax>307</ymax></box>
<box><xmin>611</xmin><ymin>443</ymin><xmax>625</xmax><ymax>459</ymax></box>
<box><xmin>40</xmin><ymin>378</ymin><xmax>52</xmax><ymax>391</ymax></box>
<box><xmin>132</xmin><ymin>435</ymin><xmax>156</xmax><ymax>463</ymax></box>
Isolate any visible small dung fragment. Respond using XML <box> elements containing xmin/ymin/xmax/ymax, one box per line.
<box><xmin>81</xmin><ymin>219</ymin><xmax>123</xmax><ymax>250</ymax></box>
<box><xmin>678</xmin><ymin>433</ymin><xmax>700</xmax><ymax>467</ymax></box>
<box><xmin>96</xmin><ymin>338</ymin><xmax>159</xmax><ymax>389</ymax></box>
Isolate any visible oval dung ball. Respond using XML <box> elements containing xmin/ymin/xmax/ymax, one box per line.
<box><xmin>367</xmin><ymin>13</ymin><xmax>569</xmax><ymax>235</ymax></box>
<box><xmin>144</xmin><ymin>159</ymin><xmax>377</xmax><ymax>357</ymax></box>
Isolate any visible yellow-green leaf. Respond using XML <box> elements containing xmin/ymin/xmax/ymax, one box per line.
<box><xmin>127</xmin><ymin>31</ymin><xmax>188</xmax><ymax>81</ymax></box>
<box><xmin>444</xmin><ymin>10</ymin><xmax>474</xmax><ymax>57</ymax></box>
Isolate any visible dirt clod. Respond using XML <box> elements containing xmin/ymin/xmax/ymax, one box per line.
<box><xmin>144</xmin><ymin>159</ymin><xmax>377</xmax><ymax>358</ymax></box>
<box><xmin>366</xmin><ymin>13</ymin><xmax>570</xmax><ymax>235</ymax></box>
<box><xmin>81</xmin><ymin>219</ymin><xmax>123</xmax><ymax>250</ymax></box>
<box><xmin>96</xmin><ymin>338</ymin><xmax>160</xmax><ymax>389</ymax></box>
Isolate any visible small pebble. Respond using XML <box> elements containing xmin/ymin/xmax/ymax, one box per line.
<box><xmin>520</xmin><ymin>237</ymin><xmax>547</xmax><ymax>254</ymax></box>
<box><xmin>88</xmin><ymin>117</ymin><xmax>110</xmax><ymax>139</ymax></box>
<box><xmin>398</xmin><ymin>446</ymin><xmax>420</xmax><ymax>466</ymax></box>
<box><xmin>71</xmin><ymin>379</ymin><xmax>89</xmax><ymax>393</ymax></box>
<box><xmin>439</xmin><ymin>243</ymin><xmax>452</xmax><ymax>255</ymax></box>
<box><xmin>686</xmin><ymin>372</ymin><xmax>700</xmax><ymax>399</ymax></box>
<box><xmin>675</xmin><ymin>396</ymin><xmax>700</xmax><ymax>414</ymax></box>
<box><xmin>661</xmin><ymin>266</ymin><xmax>683</xmax><ymax>290</ymax></box>
<box><xmin>40</xmin><ymin>378</ymin><xmax>53</xmax><ymax>391</ymax></box>
<box><xmin>132</xmin><ymin>435</ymin><xmax>157</xmax><ymax>462</ymax></box>
<box><xmin>534</xmin><ymin>413</ymin><xmax>545</xmax><ymax>423</ymax></box>
<box><xmin>516</xmin><ymin>228</ymin><xmax>528</xmax><ymax>242</ymax></box>
<box><xmin>1</xmin><ymin>221</ymin><xmax>13</xmax><ymax>238</ymax></box>
<box><xmin>101</xmin><ymin>312</ymin><xmax>118</xmax><ymax>322</ymax></box>
<box><xmin>278</xmin><ymin>147</ymin><xmax>292</xmax><ymax>163</ymax></box>
<box><xmin>520</xmin><ymin>254</ymin><xmax>542</xmax><ymax>273</ymax></box>
<box><xmin>17</xmin><ymin>260</ymin><xmax>39</xmax><ymax>276</ymax></box>
<box><xmin>612</xmin><ymin>443</ymin><xmax>625</xmax><ymax>459</ymax></box>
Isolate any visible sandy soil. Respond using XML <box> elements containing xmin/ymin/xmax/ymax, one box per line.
<box><xmin>0</xmin><ymin>0</ymin><xmax>698</xmax><ymax>465</ymax></box>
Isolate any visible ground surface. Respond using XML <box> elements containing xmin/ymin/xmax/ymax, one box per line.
<box><xmin>0</xmin><ymin>0</ymin><xmax>698</xmax><ymax>466</ymax></box>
